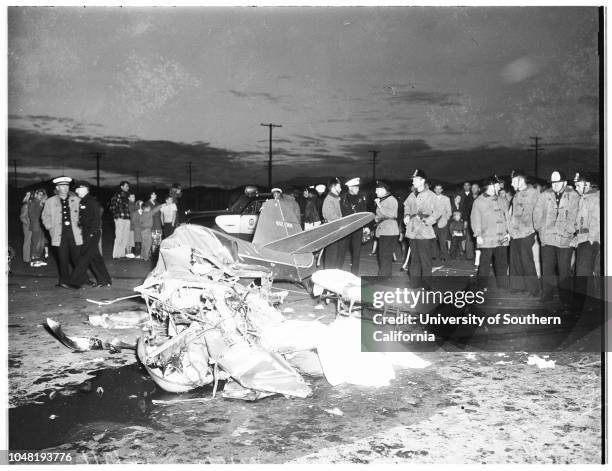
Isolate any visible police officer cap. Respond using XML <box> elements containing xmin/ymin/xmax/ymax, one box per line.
<box><xmin>411</xmin><ymin>169</ymin><xmax>427</xmax><ymax>180</ymax></box>
<box><xmin>75</xmin><ymin>180</ymin><xmax>91</xmax><ymax>189</ymax></box>
<box><xmin>375</xmin><ymin>180</ymin><xmax>391</xmax><ymax>191</ymax></box>
<box><xmin>549</xmin><ymin>170</ymin><xmax>566</xmax><ymax>183</ymax></box>
<box><xmin>271</xmin><ymin>187</ymin><xmax>283</xmax><ymax>193</ymax></box>
<box><xmin>52</xmin><ymin>176</ymin><xmax>72</xmax><ymax>185</ymax></box>
<box><xmin>345</xmin><ymin>177</ymin><xmax>360</xmax><ymax>187</ymax></box>
<box><xmin>510</xmin><ymin>169</ymin><xmax>527</xmax><ymax>179</ymax></box>
<box><xmin>484</xmin><ymin>174</ymin><xmax>502</xmax><ymax>187</ymax></box>
<box><xmin>315</xmin><ymin>184</ymin><xmax>326</xmax><ymax>193</ymax></box>
<box><xmin>327</xmin><ymin>177</ymin><xmax>341</xmax><ymax>189</ymax></box>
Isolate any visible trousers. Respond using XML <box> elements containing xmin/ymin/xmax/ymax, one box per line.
<box><xmin>141</xmin><ymin>229</ymin><xmax>153</xmax><ymax>261</ymax></box>
<box><xmin>346</xmin><ymin>230</ymin><xmax>362</xmax><ymax>275</ymax></box>
<box><xmin>540</xmin><ymin>245</ymin><xmax>573</xmax><ymax>303</ymax></box>
<box><xmin>477</xmin><ymin>246</ymin><xmax>509</xmax><ymax>289</ymax></box>
<box><xmin>409</xmin><ymin>238</ymin><xmax>433</xmax><ymax>278</ymax></box>
<box><xmin>112</xmin><ymin>218</ymin><xmax>131</xmax><ymax>258</ymax></box>
<box><xmin>70</xmin><ymin>230</ymin><xmax>111</xmax><ymax>287</ymax></box>
<box><xmin>55</xmin><ymin>228</ymin><xmax>81</xmax><ymax>285</ymax></box>
<box><xmin>377</xmin><ymin>235</ymin><xmax>396</xmax><ymax>276</ymax></box>
<box><xmin>509</xmin><ymin>233</ymin><xmax>538</xmax><ymax>293</ymax></box>
<box><xmin>433</xmin><ymin>225</ymin><xmax>450</xmax><ymax>260</ymax></box>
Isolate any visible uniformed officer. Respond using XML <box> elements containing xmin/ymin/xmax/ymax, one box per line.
<box><xmin>340</xmin><ymin>177</ymin><xmax>369</xmax><ymax>274</ymax></box>
<box><xmin>533</xmin><ymin>170</ymin><xmax>579</xmax><ymax>304</ymax></box>
<box><xmin>470</xmin><ymin>174</ymin><xmax>510</xmax><ymax>289</ymax></box>
<box><xmin>374</xmin><ymin>180</ymin><xmax>399</xmax><ymax>277</ymax></box>
<box><xmin>41</xmin><ymin>176</ymin><xmax>83</xmax><ymax>288</ymax></box>
<box><xmin>508</xmin><ymin>169</ymin><xmax>539</xmax><ymax>295</ymax></box>
<box><xmin>69</xmin><ymin>181</ymin><xmax>112</xmax><ymax>289</ymax></box>
<box><xmin>403</xmin><ymin>169</ymin><xmax>440</xmax><ymax>280</ymax></box>
<box><xmin>572</xmin><ymin>171</ymin><xmax>600</xmax><ymax>303</ymax></box>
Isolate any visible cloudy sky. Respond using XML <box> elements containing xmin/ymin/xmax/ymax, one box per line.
<box><xmin>8</xmin><ymin>6</ymin><xmax>600</xmax><ymax>188</ymax></box>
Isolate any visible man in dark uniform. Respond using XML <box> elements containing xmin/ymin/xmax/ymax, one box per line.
<box><xmin>340</xmin><ymin>177</ymin><xmax>369</xmax><ymax>274</ymax></box>
<box><xmin>69</xmin><ymin>181</ymin><xmax>112</xmax><ymax>288</ymax></box>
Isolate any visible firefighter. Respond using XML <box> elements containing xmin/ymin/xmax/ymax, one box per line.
<box><xmin>322</xmin><ymin>178</ymin><xmax>345</xmax><ymax>269</ymax></box>
<box><xmin>340</xmin><ymin>177</ymin><xmax>369</xmax><ymax>274</ymax></box>
<box><xmin>533</xmin><ymin>170</ymin><xmax>579</xmax><ymax>304</ymax></box>
<box><xmin>470</xmin><ymin>174</ymin><xmax>510</xmax><ymax>290</ymax></box>
<box><xmin>403</xmin><ymin>169</ymin><xmax>440</xmax><ymax>281</ymax></box>
<box><xmin>508</xmin><ymin>169</ymin><xmax>539</xmax><ymax>295</ymax></box>
<box><xmin>572</xmin><ymin>171</ymin><xmax>600</xmax><ymax>303</ymax></box>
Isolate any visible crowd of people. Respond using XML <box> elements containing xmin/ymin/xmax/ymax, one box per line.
<box><xmin>286</xmin><ymin>168</ymin><xmax>600</xmax><ymax>306</ymax></box>
<box><xmin>17</xmin><ymin>177</ymin><xmax>185</xmax><ymax>290</ymax></box>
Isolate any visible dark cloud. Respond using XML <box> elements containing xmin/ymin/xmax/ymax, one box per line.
<box><xmin>385</xmin><ymin>90</ymin><xmax>463</xmax><ymax>107</ymax></box>
<box><xmin>228</xmin><ymin>90</ymin><xmax>284</xmax><ymax>103</ymax></box>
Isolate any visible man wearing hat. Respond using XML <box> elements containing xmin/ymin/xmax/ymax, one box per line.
<box><xmin>403</xmin><ymin>169</ymin><xmax>440</xmax><ymax>281</ymax></box>
<box><xmin>572</xmin><ymin>171</ymin><xmax>600</xmax><ymax>301</ymax></box>
<box><xmin>68</xmin><ymin>181</ymin><xmax>112</xmax><ymax>289</ymax></box>
<box><xmin>470</xmin><ymin>175</ymin><xmax>510</xmax><ymax>289</ymax></box>
<box><xmin>507</xmin><ymin>170</ymin><xmax>540</xmax><ymax>295</ymax></box>
<box><xmin>374</xmin><ymin>180</ymin><xmax>399</xmax><ymax>276</ymax></box>
<box><xmin>340</xmin><ymin>177</ymin><xmax>369</xmax><ymax>274</ymax></box>
<box><xmin>315</xmin><ymin>184</ymin><xmax>327</xmax><ymax>220</ymax></box>
<box><xmin>41</xmin><ymin>176</ymin><xmax>83</xmax><ymax>288</ymax></box>
<box><xmin>322</xmin><ymin>178</ymin><xmax>345</xmax><ymax>268</ymax></box>
<box><xmin>533</xmin><ymin>170</ymin><xmax>579</xmax><ymax>304</ymax></box>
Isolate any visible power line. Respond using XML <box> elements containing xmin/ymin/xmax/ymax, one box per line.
<box><xmin>528</xmin><ymin>136</ymin><xmax>543</xmax><ymax>178</ymax></box>
<box><xmin>260</xmin><ymin>123</ymin><xmax>282</xmax><ymax>189</ymax></box>
<box><xmin>368</xmin><ymin>150</ymin><xmax>379</xmax><ymax>181</ymax></box>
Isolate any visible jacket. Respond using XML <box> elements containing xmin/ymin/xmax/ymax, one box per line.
<box><xmin>533</xmin><ymin>187</ymin><xmax>579</xmax><ymax>248</ymax></box>
<box><xmin>375</xmin><ymin>195</ymin><xmax>399</xmax><ymax>236</ymax></box>
<box><xmin>508</xmin><ymin>187</ymin><xmax>538</xmax><ymax>239</ymax></box>
<box><xmin>471</xmin><ymin>193</ymin><xmax>510</xmax><ymax>248</ymax></box>
<box><xmin>403</xmin><ymin>189</ymin><xmax>440</xmax><ymax>239</ymax></box>
<box><xmin>573</xmin><ymin>189</ymin><xmax>600</xmax><ymax>245</ymax></box>
<box><xmin>322</xmin><ymin>193</ymin><xmax>342</xmax><ymax>223</ymax></box>
<box><xmin>28</xmin><ymin>200</ymin><xmax>44</xmax><ymax>232</ymax></box>
<box><xmin>109</xmin><ymin>190</ymin><xmax>130</xmax><ymax>220</ymax></box>
<box><xmin>78</xmin><ymin>194</ymin><xmax>103</xmax><ymax>236</ymax></box>
<box><xmin>433</xmin><ymin>194</ymin><xmax>452</xmax><ymax>229</ymax></box>
<box><xmin>449</xmin><ymin>220</ymin><xmax>465</xmax><ymax>238</ymax></box>
<box><xmin>41</xmin><ymin>194</ymin><xmax>83</xmax><ymax>247</ymax></box>
<box><xmin>340</xmin><ymin>192</ymin><xmax>368</xmax><ymax>216</ymax></box>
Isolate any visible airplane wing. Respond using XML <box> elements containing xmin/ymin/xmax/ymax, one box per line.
<box><xmin>260</xmin><ymin>212</ymin><xmax>374</xmax><ymax>254</ymax></box>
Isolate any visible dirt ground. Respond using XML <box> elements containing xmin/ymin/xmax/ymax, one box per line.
<box><xmin>6</xmin><ymin>243</ymin><xmax>603</xmax><ymax>464</ymax></box>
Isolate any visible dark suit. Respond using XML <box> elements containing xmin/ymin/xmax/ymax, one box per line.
<box><xmin>69</xmin><ymin>194</ymin><xmax>111</xmax><ymax>287</ymax></box>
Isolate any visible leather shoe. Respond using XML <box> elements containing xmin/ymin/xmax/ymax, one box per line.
<box><xmin>88</xmin><ymin>280</ymin><xmax>98</xmax><ymax>287</ymax></box>
<box><xmin>96</xmin><ymin>282</ymin><xmax>112</xmax><ymax>288</ymax></box>
<box><xmin>55</xmin><ymin>283</ymin><xmax>72</xmax><ymax>289</ymax></box>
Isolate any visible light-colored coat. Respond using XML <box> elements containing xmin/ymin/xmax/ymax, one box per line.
<box><xmin>471</xmin><ymin>193</ymin><xmax>509</xmax><ymax>248</ymax></box>
<box><xmin>573</xmin><ymin>189</ymin><xmax>600</xmax><ymax>245</ymax></box>
<box><xmin>375</xmin><ymin>195</ymin><xmax>399</xmax><ymax>236</ymax></box>
<box><xmin>403</xmin><ymin>189</ymin><xmax>440</xmax><ymax>239</ymax></box>
<box><xmin>433</xmin><ymin>194</ymin><xmax>452</xmax><ymax>229</ymax></box>
<box><xmin>41</xmin><ymin>194</ymin><xmax>83</xmax><ymax>247</ymax></box>
<box><xmin>533</xmin><ymin>187</ymin><xmax>579</xmax><ymax>248</ymax></box>
<box><xmin>322</xmin><ymin>193</ymin><xmax>342</xmax><ymax>223</ymax></box>
<box><xmin>508</xmin><ymin>187</ymin><xmax>538</xmax><ymax>239</ymax></box>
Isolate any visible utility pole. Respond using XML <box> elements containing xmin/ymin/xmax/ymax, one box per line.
<box><xmin>188</xmin><ymin>161</ymin><xmax>192</xmax><ymax>190</ymax></box>
<box><xmin>529</xmin><ymin>136</ymin><xmax>543</xmax><ymax>178</ymax></box>
<box><xmin>90</xmin><ymin>151</ymin><xmax>105</xmax><ymax>192</ymax></box>
<box><xmin>12</xmin><ymin>159</ymin><xmax>17</xmax><ymax>187</ymax></box>
<box><xmin>260</xmin><ymin>123</ymin><xmax>282</xmax><ymax>189</ymax></box>
<box><xmin>368</xmin><ymin>150</ymin><xmax>379</xmax><ymax>182</ymax></box>
<box><xmin>136</xmin><ymin>170</ymin><xmax>140</xmax><ymax>194</ymax></box>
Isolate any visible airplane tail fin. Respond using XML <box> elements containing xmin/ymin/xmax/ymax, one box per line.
<box><xmin>261</xmin><ymin>212</ymin><xmax>375</xmax><ymax>254</ymax></box>
<box><xmin>252</xmin><ymin>197</ymin><xmax>303</xmax><ymax>246</ymax></box>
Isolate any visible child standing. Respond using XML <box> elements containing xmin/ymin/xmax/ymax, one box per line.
<box><xmin>449</xmin><ymin>211</ymin><xmax>465</xmax><ymax>259</ymax></box>
<box><xmin>138</xmin><ymin>203</ymin><xmax>164</xmax><ymax>261</ymax></box>
<box><xmin>160</xmin><ymin>195</ymin><xmax>177</xmax><ymax>239</ymax></box>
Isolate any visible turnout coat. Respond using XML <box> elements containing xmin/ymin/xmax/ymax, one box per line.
<box><xmin>403</xmin><ymin>189</ymin><xmax>440</xmax><ymax>240</ymax></box>
<box><xmin>508</xmin><ymin>187</ymin><xmax>538</xmax><ymax>239</ymax></box>
<box><xmin>470</xmin><ymin>193</ymin><xmax>510</xmax><ymax>248</ymax></box>
<box><xmin>573</xmin><ymin>189</ymin><xmax>600</xmax><ymax>246</ymax></box>
<box><xmin>533</xmin><ymin>187</ymin><xmax>579</xmax><ymax>248</ymax></box>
